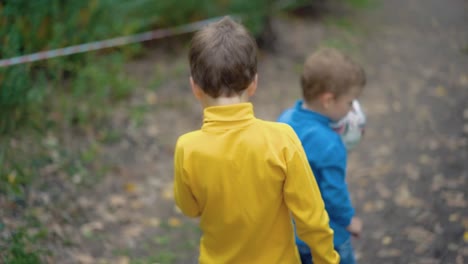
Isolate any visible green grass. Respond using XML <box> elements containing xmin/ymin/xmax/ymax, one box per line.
<box><xmin>0</xmin><ymin>228</ymin><xmax>46</xmax><ymax>264</ymax></box>
<box><xmin>325</xmin><ymin>17</ymin><xmax>359</xmax><ymax>33</ymax></box>
<box><xmin>346</xmin><ymin>0</ymin><xmax>379</xmax><ymax>9</ymax></box>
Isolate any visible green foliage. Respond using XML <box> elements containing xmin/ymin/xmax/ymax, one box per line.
<box><xmin>0</xmin><ymin>0</ymin><xmax>289</xmax><ymax>133</ymax></box>
<box><xmin>0</xmin><ymin>228</ymin><xmax>44</xmax><ymax>264</ymax></box>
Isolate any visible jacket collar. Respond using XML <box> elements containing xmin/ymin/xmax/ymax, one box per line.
<box><xmin>202</xmin><ymin>103</ymin><xmax>255</xmax><ymax>131</ymax></box>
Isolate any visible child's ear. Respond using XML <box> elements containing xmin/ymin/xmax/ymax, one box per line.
<box><xmin>320</xmin><ymin>92</ymin><xmax>335</xmax><ymax>109</ymax></box>
<box><xmin>190</xmin><ymin>77</ymin><xmax>204</xmax><ymax>100</ymax></box>
<box><xmin>246</xmin><ymin>74</ymin><xmax>258</xmax><ymax>97</ymax></box>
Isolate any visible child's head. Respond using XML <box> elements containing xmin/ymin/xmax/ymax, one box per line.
<box><xmin>301</xmin><ymin>48</ymin><xmax>366</xmax><ymax>121</ymax></box>
<box><xmin>189</xmin><ymin>16</ymin><xmax>258</xmax><ymax>100</ymax></box>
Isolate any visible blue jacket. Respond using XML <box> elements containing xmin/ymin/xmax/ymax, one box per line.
<box><xmin>278</xmin><ymin>100</ymin><xmax>355</xmax><ymax>249</ymax></box>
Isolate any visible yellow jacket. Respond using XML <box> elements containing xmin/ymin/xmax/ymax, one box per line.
<box><xmin>174</xmin><ymin>103</ymin><xmax>339</xmax><ymax>264</ymax></box>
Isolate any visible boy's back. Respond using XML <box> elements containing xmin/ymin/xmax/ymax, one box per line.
<box><xmin>173</xmin><ymin>17</ymin><xmax>339</xmax><ymax>264</ymax></box>
<box><xmin>175</xmin><ymin>103</ymin><xmax>333</xmax><ymax>263</ymax></box>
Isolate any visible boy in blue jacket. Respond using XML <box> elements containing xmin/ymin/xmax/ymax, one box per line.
<box><xmin>278</xmin><ymin>48</ymin><xmax>366</xmax><ymax>264</ymax></box>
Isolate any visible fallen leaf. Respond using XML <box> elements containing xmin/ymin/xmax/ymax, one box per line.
<box><xmin>442</xmin><ymin>191</ymin><xmax>466</xmax><ymax>207</ymax></box>
<box><xmin>168</xmin><ymin>217</ymin><xmax>182</xmax><ymax>227</ymax></box>
<box><xmin>109</xmin><ymin>195</ymin><xmax>127</xmax><ymax>207</ymax></box>
<box><xmin>459</xmin><ymin>74</ymin><xmax>468</xmax><ymax>86</ymax></box>
<box><xmin>376</xmin><ymin>145</ymin><xmax>392</xmax><ymax>157</ymax></box>
<box><xmin>145</xmin><ymin>92</ymin><xmax>158</xmax><ymax>105</ymax></box>
<box><xmin>147</xmin><ymin>125</ymin><xmax>159</xmax><ymax>137</ymax></box>
<box><xmin>418</xmin><ymin>154</ymin><xmax>432</xmax><ymax>165</ymax></box>
<box><xmin>124</xmin><ymin>183</ymin><xmax>137</xmax><ymax>194</ymax></box>
<box><xmin>394</xmin><ymin>183</ymin><xmax>424</xmax><ymax>208</ymax></box>
<box><xmin>144</xmin><ymin>217</ymin><xmax>161</xmax><ymax>227</ymax></box>
<box><xmin>78</xmin><ymin>197</ymin><xmax>93</xmax><ymax>208</ymax></box>
<box><xmin>404</xmin><ymin>163</ymin><xmax>420</xmax><ymax>180</ymax></box>
<box><xmin>376</xmin><ymin>183</ymin><xmax>391</xmax><ymax>198</ymax></box>
<box><xmin>7</xmin><ymin>171</ymin><xmax>16</xmax><ymax>184</ymax></box>
<box><xmin>363</xmin><ymin>202</ymin><xmax>375</xmax><ymax>213</ymax></box>
<box><xmin>123</xmin><ymin>225</ymin><xmax>143</xmax><ymax>238</ymax></box>
<box><xmin>449</xmin><ymin>213</ymin><xmax>460</xmax><ymax>222</ymax></box>
<box><xmin>50</xmin><ymin>223</ymin><xmax>65</xmax><ymax>238</ymax></box>
<box><xmin>405</xmin><ymin>226</ymin><xmax>435</xmax><ymax>244</ymax></box>
<box><xmin>81</xmin><ymin>221</ymin><xmax>104</xmax><ymax>237</ymax></box>
<box><xmin>116</xmin><ymin>256</ymin><xmax>130</xmax><ymax>264</ymax></box>
<box><xmin>130</xmin><ymin>200</ymin><xmax>143</xmax><ymax>209</ymax></box>
<box><xmin>382</xmin><ymin>236</ymin><xmax>392</xmax><ymax>245</ymax></box>
<box><xmin>433</xmin><ymin>86</ymin><xmax>447</xmax><ymax>97</ymax></box>
<box><xmin>464</xmin><ymin>231</ymin><xmax>468</xmax><ymax>242</ymax></box>
<box><xmin>72</xmin><ymin>253</ymin><xmax>94</xmax><ymax>264</ymax></box>
<box><xmin>97</xmin><ymin>206</ymin><xmax>117</xmax><ymax>223</ymax></box>
<box><xmin>162</xmin><ymin>186</ymin><xmax>173</xmax><ymax>200</ymax></box>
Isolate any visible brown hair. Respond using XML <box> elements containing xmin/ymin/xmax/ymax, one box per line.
<box><xmin>189</xmin><ymin>17</ymin><xmax>258</xmax><ymax>98</ymax></box>
<box><xmin>301</xmin><ymin>48</ymin><xmax>366</xmax><ymax>102</ymax></box>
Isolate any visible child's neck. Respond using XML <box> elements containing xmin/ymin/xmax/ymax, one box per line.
<box><xmin>202</xmin><ymin>93</ymin><xmax>249</xmax><ymax>108</ymax></box>
<box><xmin>302</xmin><ymin>100</ymin><xmax>329</xmax><ymax>118</ymax></box>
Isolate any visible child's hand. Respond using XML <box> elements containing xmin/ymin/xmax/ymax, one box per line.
<box><xmin>346</xmin><ymin>217</ymin><xmax>363</xmax><ymax>238</ymax></box>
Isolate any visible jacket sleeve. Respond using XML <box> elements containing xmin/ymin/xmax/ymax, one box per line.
<box><xmin>317</xmin><ymin>144</ymin><xmax>354</xmax><ymax>227</ymax></box>
<box><xmin>173</xmin><ymin>139</ymin><xmax>201</xmax><ymax>218</ymax></box>
<box><xmin>283</xmin><ymin>130</ymin><xmax>340</xmax><ymax>264</ymax></box>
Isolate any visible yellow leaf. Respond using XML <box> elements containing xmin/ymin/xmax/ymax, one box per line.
<box><xmin>168</xmin><ymin>217</ymin><xmax>182</xmax><ymax>227</ymax></box>
<box><xmin>116</xmin><ymin>256</ymin><xmax>130</xmax><ymax>264</ymax></box>
<box><xmin>464</xmin><ymin>231</ymin><xmax>468</xmax><ymax>242</ymax></box>
<box><xmin>363</xmin><ymin>201</ymin><xmax>374</xmax><ymax>212</ymax></box>
<box><xmin>449</xmin><ymin>213</ymin><xmax>459</xmax><ymax>222</ymax></box>
<box><xmin>418</xmin><ymin>154</ymin><xmax>431</xmax><ymax>165</ymax></box>
<box><xmin>131</xmin><ymin>200</ymin><xmax>143</xmax><ymax>209</ymax></box>
<box><xmin>7</xmin><ymin>172</ymin><xmax>16</xmax><ymax>184</ymax></box>
<box><xmin>162</xmin><ymin>187</ymin><xmax>173</xmax><ymax>201</ymax></box>
<box><xmin>146</xmin><ymin>92</ymin><xmax>158</xmax><ymax>105</ymax></box>
<box><xmin>434</xmin><ymin>86</ymin><xmax>447</xmax><ymax>97</ymax></box>
<box><xmin>145</xmin><ymin>217</ymin><xmax>161</xmax><ymax>227</ymax></box>
<box><xmin>382</xmin><ymin>236</ymin><xmax>392</xmax><ymax>245</ymax></box>
<box><xmin>124</xmin><ymin>183</ymin><xmax>137</xmax><ymax>193</ymax></box>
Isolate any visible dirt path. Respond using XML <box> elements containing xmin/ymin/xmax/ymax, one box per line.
<box><xmin>11</xmin><ymin>0</ymin><xmax>467</xmax><ymax>263</ymax></box>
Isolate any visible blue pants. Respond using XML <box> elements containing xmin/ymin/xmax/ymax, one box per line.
<box><xmin>298</xmin><ymin>238</ymin><xmax>356</xmax><ymax>264</ymax></box>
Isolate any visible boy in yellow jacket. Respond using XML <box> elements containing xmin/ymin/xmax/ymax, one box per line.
<box><xmin>173</xmin><ymin>16</ymin><xmax>339</xmax><ymax>264</ymax></box>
